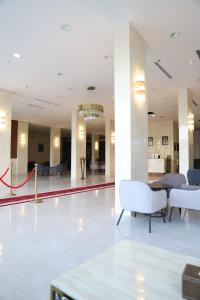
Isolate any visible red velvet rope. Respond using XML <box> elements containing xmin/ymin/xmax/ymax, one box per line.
<box><xmin>0</xmin><ymin>168</ymin><xmax>35</xmax><ymax>189</ymax></box>
<box><xmin>0</xmin><ymin>168</ymin><xmax>10</xmax><ymax>180</ymax></box>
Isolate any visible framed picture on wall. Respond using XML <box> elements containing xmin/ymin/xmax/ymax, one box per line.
<box><xmin>148</xmin><ymin>137</ymin><xmax>153</xmax><ymax>146</ymax></box>
<box><xmin>162</xmin><ymin>136</ymin><xmax>168</xmax><ymax>145</ymax></box>
<box><xmin>38</xmin><ymin>143</ymin><xmax>44</xmax><ymax>152</ymax></box>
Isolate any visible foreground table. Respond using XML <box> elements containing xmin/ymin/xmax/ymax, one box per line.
<box><xmin>50</xmin><ymin>240</ymin><xmax>200</xmax><ymax>300</ymax></box>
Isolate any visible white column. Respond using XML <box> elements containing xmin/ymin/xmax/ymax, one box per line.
<box><xmin>71</xmin><ymin>110</ymin><xmax>86</xmax><ymax>179</ymax></box>
<box><xmin>178</xmin><ymin>88</ymin><xmax>194</xmax><ymax>177</ymax></box>
<box><xmin>17</xmin><ymin>121</ymin><xmax>29</xmax><ymax>174</ymax></box>
<box><xmin>91</xmin><ymin>134</ymin><xmax>99</xmax><ymax>169</ymax></box>
<box><xmin>105</xmin><ymin>119</ymin><xmax>115</xmax><ymax>177</ymax></box>
<box><xmin>0</xmin><ymin>90</ymin><xmax>12</xmax><ymax>196</ymax></box>
<box><xmin>114</xmin><ymin>23</ymin><xmax>148</xmax><ymax>212</ymax></box>
<box><xmin>50</xmin><ymin>128</ymin><xmax>61</xmax><ymax>166</ymax></box>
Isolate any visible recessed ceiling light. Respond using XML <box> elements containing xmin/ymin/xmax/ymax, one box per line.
<box><xmin>160</xmin><ymin>115</ymin><xmax>164</xmax><ymax>118</ymax></box>
<box><xmin>104</xmin><ymin>55</ymin><xmax>112</xmax><ymax>60</ymax></box>
<box><xmin>60</xmin><ymin>24</ymin><xmax>71</xmax><ymax>31</ymax></box>
<box><xmin>170</xmin><ymin>32</ymin><xmax>181</xmax><ymax>39</ymax></box>
<box><xmin>13</xmin><ymin>53</ymin><xmax>21</xmax><ymax>58</ymax></box>
<box><xmin>188</xmin><ymin>60</ymin><xmax>194</xmax><ymax>64</ymax></box>
<box><xmin>57</xmin><ymin>72</ymin><xmax>64</xmax><ymax>76</ymax></box>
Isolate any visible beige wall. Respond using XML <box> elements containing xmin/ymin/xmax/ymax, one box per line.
<box><xmin>148</xmin><ymin>120</ymin><xmax>178</xmax><ymax>172</ymax></box>
<box><xmin>28</xmin><ymin>133</ymin><xmax>50</xmax><ymax>163</ymax></box>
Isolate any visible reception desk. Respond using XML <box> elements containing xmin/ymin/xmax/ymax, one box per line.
<box><xmin>148</xmin><ymin>158</ymin><xmax>166</xmax><ymax>174</ymax></box>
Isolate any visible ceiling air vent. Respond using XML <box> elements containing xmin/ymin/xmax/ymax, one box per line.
<box><xmin>154</xmin><ymin>61</ymin><xmax>173</xmax><ymax>79</ymax></box>
<box><xmin>192</xmin><ymin>100</ymin><xmax>198</xmax><ymax>107</ymax></box>
<box><xmin>34</xmin><ymin>98</ymin><xmax>58</xmax><ymax>106</ymax></box>
<box><xmin>196</xmin><ymin>50</ymin><xmax>200</xmax><ymax>60</ymax></box>
<box><xmin>27</xmin><ymin>104</ymin><xmax>45</xmax><ymax>110</ymax></box>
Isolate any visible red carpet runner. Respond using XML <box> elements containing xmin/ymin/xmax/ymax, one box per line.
<box><xmin>0</xmin><ymin>182</ymin><xmax>115</xmax><ymax>207</ymax></box>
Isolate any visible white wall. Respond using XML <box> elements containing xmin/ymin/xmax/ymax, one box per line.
<box><xmin>105</xmin><ymin>119</ymin><xmax>115</xmax><ymax>177</ymax></box>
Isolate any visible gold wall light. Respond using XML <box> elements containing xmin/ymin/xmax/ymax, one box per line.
<box><xmin>0</xmin><ymin>112</ymin><xmax>6</xmax><ymax>129</ymax></box>
<box><xmin>188</xmin><ymin>113</ymin><xmax>194</xmax><ymax>131</ymax></box>
<box><xmin>20</xmin><ymin>133</ymin><xmax>26</xmax><ymax>147</ymax></box>
<box><xmin>135</xmin><ymin>80</ymin><xmax>145</xmax><ymax>103</ymax></box>
<box><xmin>78</xmin><ymin>125</ymin><xmax>85</xmax><ymax>140</ymax></box>
<box><xmin>54</xmin><ymin>137</ymin><xmax>60</xmax><ymax>148</ymax></box>
<box><xmin>111</xmin><ymin>132</ymin><xmax>115</xmax><ymax>144</ymax></box>
<box><xmin>94</xmin><ymin>141</ymin><xmax>99</xmax><ymax>151</ymax></box>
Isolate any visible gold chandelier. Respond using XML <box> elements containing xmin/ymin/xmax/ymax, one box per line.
<box><xmin>78</xmin><ymin>87</ymin><xmax>104</xmax><ymax>120</ymax></box>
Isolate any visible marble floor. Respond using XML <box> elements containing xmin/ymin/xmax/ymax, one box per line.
<box><xmin>9</xmin><ymin>173</ymin><xmax>113</xmax><ymax>196</ymax></box>
<box><xmin>0</xmin><ymin>187</ymin><xmax>199</xmax><ymax>300</ymax></box>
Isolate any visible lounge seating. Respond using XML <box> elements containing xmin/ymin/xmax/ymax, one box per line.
<box><xmin>37</xmin><ymin>163</ymin><xmax>50</xmax><ymax>175</ymax></box>
<box><xmin>50</xmin><ymin>164</ymin><xmax>67</xmax><ymax>175</ymax></box>
<box><xmin>169</xmin><ymin>188</ymin><xmax>200</xmax><ymax>221</ymax></box>
<box><xmin>187</xmin><ymin>169</ymin><xmax>200</xmax><ymax>185</ymax></box>
<box><xmin>117</xmin><ymin>180</ymin><xmax>167</xmax><ymax>233</ymax></box>
<box><xmin>153</xmin><ymin>173</ymin><xmax>186</xmax><ymax>189</ymax></box>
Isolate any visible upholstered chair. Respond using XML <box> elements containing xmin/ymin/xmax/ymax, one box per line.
<box><xmin>117</xmin><ymin>180</ymin><xmax>167</xmax><ymax>233</ymax></box>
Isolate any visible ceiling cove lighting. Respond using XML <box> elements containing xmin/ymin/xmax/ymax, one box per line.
<box><xmin>170</xmin><ymin>32</ymin><xmax>181</xmax><ymax>39</ymax></box>
<box><xmin>78</xmin><ymin>87</ymin><xmax>104</xmax><ymax>121</ymax></box>
<box><xmin>13</xmin><ymin>53</ymin><xmax>21</xmax><ymax>58</ymax></box>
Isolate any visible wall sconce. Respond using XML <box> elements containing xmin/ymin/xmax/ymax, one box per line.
<box><xmin>94</xmin><ymin>141</ymin><xmax>99</xmax><ymax>151</ymax></box>
<box><xmin>188</xmin><ymin>113</ymin><xmax>194</xmax><ymax>131</ymax></box>
<box><xmin>0</xmin><ymin>112</ymin><xmax>6</xmax><ymax>129</ymax></box>
<box><xmin>111</xmin><ymin>132</ymin><xmax>115</xmax><ymax>144</ymax></box>
<box><xmin>54</xmin><ymin>137</ymin><xmax>60</xmax><ymax>148</ymax></box>
<box><xmin>20</xmin><ymin>133</ymin><xmax>26</xmax><ymax>147</ymax></box>
<box><xmin>78</xmin><ymin>125</ymin><xmax>84</xmax><ymax>140</ymax></box>
<box><xmin>135</xmin><ymin>80</ymin><xmax>145</xmax><ymax>103</ymax></box>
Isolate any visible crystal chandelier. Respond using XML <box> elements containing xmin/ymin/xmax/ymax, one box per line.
<box><xmin>78</xmin><ymin>87</ymin><xmax>104</xmax><ymax>121</ymax></box>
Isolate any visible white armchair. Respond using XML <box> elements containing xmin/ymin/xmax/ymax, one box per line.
<box><xmin>169</xmin><ymin>189</ymin><xmax>200</xmax><ymax>221</ymax></box>
<box><xmin>117</xmin><ymin>180</ymin><xmax>167</xmax><ymax>233</ymax></box>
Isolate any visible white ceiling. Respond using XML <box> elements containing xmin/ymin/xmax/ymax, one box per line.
<box><xmin>0</xmin><ymin>0</ymin><xmax>200</xmax><ymax>130</ymax></box>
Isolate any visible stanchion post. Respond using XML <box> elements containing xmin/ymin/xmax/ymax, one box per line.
<box><xmin>10</xmin><ymin>163</ymin><xmax>16</xmax><ymax>196</ymax></box>
<box><xmin>32</xmin><ymin>163</ymin><xmax>42</xmax><ymax>203</ymax></box>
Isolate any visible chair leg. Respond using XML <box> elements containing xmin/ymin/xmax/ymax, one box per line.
<box><xmin>149</xmin><ymin>214</ymin><xmax>151</xmax><ymax>233</ymax></box>
<box><xmin>161</xmin><ymin>209</ymin><xmax>166</xmax><ymax>223</ymax></box>
<box><xmin>134</xmin><ymin>212</ymin><xmax>137</xmax><ymax>217</ymax></box>
<box><xmin>179</xmin><ymin>208</ymin><xmax>181</xmax><ymax>215</ymax></box>
<box><xmin>169</xmin><ymin>207</ymin><xmax>174</xmax><ymax>222</ymax></box>
<box><xmin>117</xmin><ymin>209</ymin><xmax>124</xmax><ymax>226</ymax></box>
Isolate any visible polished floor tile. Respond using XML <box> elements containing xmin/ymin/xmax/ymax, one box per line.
<box><xmin>0</xmin><ymin>187</ymin><xmax>199</xmax><ymax>300</ymax></box>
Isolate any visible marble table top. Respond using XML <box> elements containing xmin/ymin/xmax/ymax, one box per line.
<box><xmin>51</xmin><ymin>239</ymin><xmax>200</xmax><ymax>300</ymax></box>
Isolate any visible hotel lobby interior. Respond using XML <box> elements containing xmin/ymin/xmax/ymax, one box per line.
<box><xmin>1</xmin><ymin>0</ymin><xmax>200</xmax><ymax>299</ymax></box>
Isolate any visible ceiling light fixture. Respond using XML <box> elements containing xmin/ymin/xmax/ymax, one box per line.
<box><xmin>188</xmin><ymin>60</ymin><xmax>194</xmax><ymax>64</ymax></box>
<box><xmin>78</xmin><ymin>86</ymin><xmax>104</xmax><ymax>121</ymax></box>
<box><xmin>60</xmin><ymin>24</ymin><xmax>71</xmax><ymax>31</ymax></box>
<box><xmin>170</xmin><ymin>32</ymin><xmax>181</xmax><ymax>39</ymax></box>
<box><xmin>13</xmin><ymin>53</ymin><xmax>21</xmax><ymax>58</ymax></box>
<box><xmin>57</xmin><ymin>72</ymin><xmax>64</xmax><ymax>76</ymax></box>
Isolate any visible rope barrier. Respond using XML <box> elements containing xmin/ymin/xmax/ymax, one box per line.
<box><xmin>0</xmin><ymin>168</ymin><xmax>35</xmax><ymax>189</ymax></box>
<box><xmin>0</xmin><ymin>168</ymin><xmax>10</xmax><ymax>180</ymax></box>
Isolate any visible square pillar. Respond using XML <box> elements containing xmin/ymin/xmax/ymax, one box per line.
<box><xmin>178</xmin><ymin>88</ymin><xmax>194</xmax><ymax>177</ymax></box>
<box><xmin>105</xmin><ymin>119</ymin><xmax>115</xmax><ymax>177</ymax></box>
<box><xmin>114</xmin><ymin>23</ymin><xmax>148</xmax><ymax>212</ymax></box>
<box><xmin>50</xmin><ymin>128</ymin><xmax>61</xmax><ymax>166</ymax></box>
<box><xmin>0</xmin><ymin>90</ymin><xmax>12</xmax><ymax>196</ymax></box>
<box><xmin>71</xmin><ymin>110</ymin><xmax>86</xmax><ymax>179</ymax></box>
